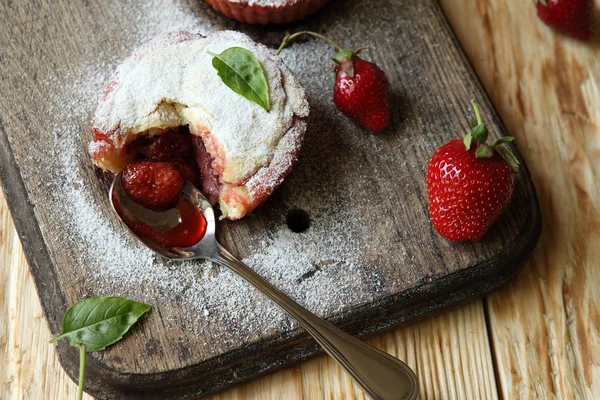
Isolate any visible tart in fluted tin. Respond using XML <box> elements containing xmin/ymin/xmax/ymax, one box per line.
<box><xmin>205</xmin><ymin>0</ymin><xmax>332</xmax><ymax>24</ymax></box>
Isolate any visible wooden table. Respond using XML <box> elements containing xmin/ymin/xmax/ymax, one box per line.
<box><xmin>1</xmin><ymin>0</ymin><xmax>598</xmax><ymax>398</ymax></box>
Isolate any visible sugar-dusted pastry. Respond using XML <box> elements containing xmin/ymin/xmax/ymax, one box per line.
<box><xmin>204</xmin><ymin>0</ymin><xmax>332</xmax><ymax>24</ymax></box>
<box><xmin>90</xmin><ymin>31</ymin><xmax>309</xmax><ymax>220</ymax></box>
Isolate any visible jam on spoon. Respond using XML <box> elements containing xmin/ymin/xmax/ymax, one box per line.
<box><xmin>109</xmin><ymin>173</ymin><xmax>420</xmax><ymax>400</ymax></box>
<box><xmin>119</xmin><ymin>196</ymin><xmax>207</xmax><ymax>249</ymax></box>
<box><xmin>113</xmin><ymin>160</ymin><xmax>207</xmax><ymax>249</ymax></box>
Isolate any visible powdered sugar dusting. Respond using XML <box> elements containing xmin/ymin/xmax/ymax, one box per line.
<box><xmin>92</xmin><ymin>30</ymin><xmax>309</xmax><ymax>185</ymax></box>
<box><xmin>10</xmin><ymin>0</ymin><xmax>421</xmax><ymax>374</ymax></box>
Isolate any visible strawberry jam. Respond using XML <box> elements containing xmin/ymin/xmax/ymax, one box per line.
<box><xmin>128</xmin><ymin>198</ymin><xmax>207</xmax><ymax>248</ymax></box>
<box><xmin>114</xmin><ymin>186</ymin><xmax>207</xmax><ymax>249</ymax></box>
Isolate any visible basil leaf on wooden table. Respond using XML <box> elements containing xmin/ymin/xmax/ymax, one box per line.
<box><xmin>50</xmin><ymin>296</ymin><xmax>151</xmax><ymax>400</ymax></box>
<box><xmin>51</xmin><ymin>295</ymin><xmax>151</xmax><ymax>351</ymax></box>
<box><xmin>208</xmin><ymin>47</ymin><xmax>270</xmax><ymax>111</ymax></box>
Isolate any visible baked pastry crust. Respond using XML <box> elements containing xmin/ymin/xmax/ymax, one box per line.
<box><xmin>204</xmin><ymin>0</ymin><xmax>332</xmax><ymax>24</ymax></box>
<box><xmin>90</xmin><ymin>31</ymin><xmax>309</xmax><ymax>220</ymax></box>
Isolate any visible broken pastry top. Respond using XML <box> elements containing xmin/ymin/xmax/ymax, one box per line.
<box><xmin>90</xmin><ymin>30</ymin><xmax>309</xmax><ymax>220</ymax></box>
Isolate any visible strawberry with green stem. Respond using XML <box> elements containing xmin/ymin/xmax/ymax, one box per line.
<box><xmin>122</xmin><ymin>161</ymin><xmax>185</xmax><ymax>210</ymax></box>
<box><xmin>277</xmin><ymin>31</ymin><xmax>390</xmax><ymax>132</ymax></box>
<box><xmin>426</xmin><ymin>100</ymin><xmax>519</xmax><ymax>242</ymax></box>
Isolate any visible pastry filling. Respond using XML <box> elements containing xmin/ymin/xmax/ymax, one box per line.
<box><xmin>90</xmin><ymin>31</ymin><xmax>309</xmax><ymax>220</ymax></box>
<box><xmin>94</xmin><ymin>124</ymin><xmax>230</xmax><ymax>204</ymax></box>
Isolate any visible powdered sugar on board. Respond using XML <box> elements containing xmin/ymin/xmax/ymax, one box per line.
<box><xmin>11</xmin><ymin>0</ymin><xmax>422</xmax><ymax>372</ymax></box>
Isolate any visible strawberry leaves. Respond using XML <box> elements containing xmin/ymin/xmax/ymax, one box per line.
<box><xmin>464</xmin><ymin>100</ymin><xmax>489</xmax><ymax>149</ymax></box>
<box><xmin>492</xmin><ymin>136</ymin><xmax>515</xmax><ymax>146</ymax></box>
<box><xmin>464</xmin><ymin>131</ymin><xmax>474</xmax><ymax>150</ymax></box>
<box><xmin>470</xmin><ymin>123</ymin><xmax>489</xmax><ymax>142</ymax></box>
<box><xmin>208</xmin><ymin>47</ymin><xmax>270</xmax><ymax>111</ymax></box>
<box><xmin>51</xmin><ymin>296</ymin><xmax>151</xmax><ymax>400</ymax></box>
<box><xmin>475</xmin><ymin>143</ymin><xmax>494</xmax><ymax>159</ymax></box>
<box><xmin>464</xmin><ymin>100</ymin><xmax>520</xmax><ymax>172</ymax></box>
<box><xmin>496</xmin><ymin>145</ymin><xmax>520</xmax><ymax>171</ymax></box>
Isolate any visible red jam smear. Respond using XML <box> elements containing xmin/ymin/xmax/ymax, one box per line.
<box><xmin>127</xmin><ymin>197</ymin><xmax>207</xmax><ymax>248</ymax></box>
<box><xmin>111</xmin><ymin>126</ymin><xmax>212</xmax><ymax>248</ymax></box>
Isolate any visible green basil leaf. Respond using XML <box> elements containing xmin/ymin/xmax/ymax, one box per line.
<box><xmin>50</xmin><ymin>296</ymin><xmax>151</xmax><ymax>352</ymax></box>
<box><xmin>208</xmin><ymin>47</ymin><xmax>270</xmax><ymax>111</ymax></box>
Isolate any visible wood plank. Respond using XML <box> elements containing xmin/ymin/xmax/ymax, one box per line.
<box><xmin>4</xmin><ymin>0</ymin><xmax>597</xmax><ymax>398</ymax></box>
<box><xmin>0</xmin><ymin>191</ymin><xmax>91</xmax><ymax>400</ymax></box>
<box><xmin>292</xmin><ymin>302</ymin><xmax>499</xmax><ymax>400</ymax></box>
<box><xmin>0</xmin><ymin>184</ymin><xmax>499</xmax><ymax>399</ymax></box>
<box><xmin>440</xmin><ymin>0</ymin><xmax>600</xmax><ymax>398</ymax></box>
<box><xmin>0</xmin><ymin>0</ymin><xmax>539</xmax><ymax>398</ymax></box>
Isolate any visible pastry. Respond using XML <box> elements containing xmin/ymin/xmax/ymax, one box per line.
<box><xmin>205</xmin><ymin>0</ymin><xmax>332</xmax><ymax>24</ymax></box>
<box><xmin>90</xmin><ymin>30</ymin><xmax>309</xmax><ymax>220</ymax></box>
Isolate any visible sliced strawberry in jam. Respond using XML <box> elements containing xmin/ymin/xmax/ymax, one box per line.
<box><xmin>139</xmin><ymin>128</ymin><xmax>194</xmax><ymax>161</ymax></box>
<box><xmin>122</xmin><ymin>161</ymin><xmax>184</xmax><ymax>210</ymax></box>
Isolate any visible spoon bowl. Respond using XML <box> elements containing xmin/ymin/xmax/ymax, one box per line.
<box><xmin>110</xmin><ymin>172</ymin><xmax>420</xmax><ymax>400</ymax></box>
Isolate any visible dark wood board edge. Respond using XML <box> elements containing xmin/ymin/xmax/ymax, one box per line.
<box><xmin>0</xmin><ymin>111</ymin><xmax>541</xmax><ymax>400</ymax></box>
<box><xmin>0</xmin><ymin>117</ymin><xmax>88</xmax><ymax>389</ymax></box>
<box><xmin>50</xmin><ymin>186</ymin><xmax>540</xmax><ymax>400</ymax></box>
<box><xmin>0</xmin><ymin>2</ymin><xmax>543</xmax><ymax>399</ymax></box>
<box><xmin>0</xmin><ymin>116</ymin><xmax>68</xmax><ymax>338</ymax></box>
<box><xmin>0</xmin><ymin>105</ymin><xmax>541</xmax><ymax>400</ymax></box>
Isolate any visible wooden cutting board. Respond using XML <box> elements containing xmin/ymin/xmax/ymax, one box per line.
<box><xmin>0</xmin><ymin>0</ymin><xmax>541</xmax><ymax>398</ymax></box>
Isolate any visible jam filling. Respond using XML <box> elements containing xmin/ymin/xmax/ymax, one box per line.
<box><xmin>122</xmin><ymin>197</ymin><xmax>208</xmax><ymax>249</ymax></box>
<box><xmin>117</xmin><ymin>126</ymin><xmax>215</xmax><ymax>248</ymax></box>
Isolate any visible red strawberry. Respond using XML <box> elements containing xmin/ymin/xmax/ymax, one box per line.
<box><xmin>426</xmin><ymin>100</ymin><xmax>519</xmax><ymax>242</ymax></box>
<box><xmin>139</xmin><ymin>128</ymin><xmax>193</xmax><ymax>161</ymax></box>
<box><xmin>278</xmin><ymin>32</ymin><xmax>390</xmax><ymax>132</ymax></box>
<box><xmin>333</xmin><ymin>55</ymin><xmax>390</xmax><ymax>132</ymax></box>
<box><xmin>536</xmin><ymin>0</ymin><xmax>595</xmax><ymax>41</ymax></box>
<box><xmin>122</xmin><ymin>161</ymin><xmax>184</xmax><ymax>210</ymax></box>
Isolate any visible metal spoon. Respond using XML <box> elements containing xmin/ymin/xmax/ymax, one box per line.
<box><xmin>110</xmin><ymin>174</ymin><xmax>419</xmax><ymax>400</ymax></box>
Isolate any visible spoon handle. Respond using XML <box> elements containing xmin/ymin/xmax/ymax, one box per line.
<box><xmin>213</xmin><ymin>245</ymin><xmax>419</xmax><ymax>400</ymax></box>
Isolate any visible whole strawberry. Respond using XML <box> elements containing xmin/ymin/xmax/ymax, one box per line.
<box><xmin>122</xmin><ymin>161</ymin><xmax>184</xmax><ymax>210</ymax></box>
<box><xmin>333</xmin><ymin>53</ymin><xmax>390</xmax><ymax>132</ymax></box>
<box><xmin>426</xmin><ymin>100</ymin><xmax>519</xmax><ymax>242</ymax></box>
<box><xmin>278</xmin><ymin>31</ymin><xmax>390</xmax><ymax>132</ymax></box>
<box><xmin>536</xmin><ymin>0</ymin><xmax>595</xmax><ymax>41</ymax></box>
